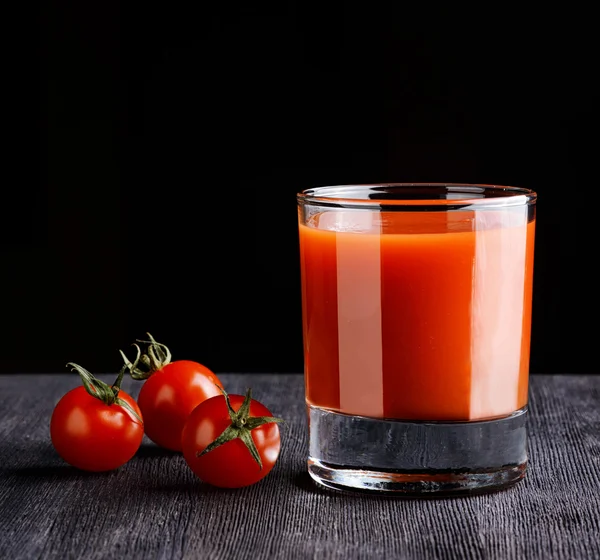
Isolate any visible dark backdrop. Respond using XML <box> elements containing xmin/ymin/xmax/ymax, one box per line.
<box><xmin>4</xmin><ymin>3</ymin><xmax>596</xmax><ymax>374</ymax></box>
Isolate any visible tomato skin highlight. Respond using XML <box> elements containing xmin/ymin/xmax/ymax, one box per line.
<box><xmin>137</xmin><ymin>360</ymin><xmax>224</xmax><ymax>452</ymax></box>
<box><xmin>50</xmin><ymin>386</ymin><xmax>144</xmax><ymax>472</ymax></box>
<box><xmin>182</xmin><ymin>394</ymin><xmax>281</xmax><ymax>488</ymax></box>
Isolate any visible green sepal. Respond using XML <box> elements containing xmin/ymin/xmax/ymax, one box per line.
<box><xmin>196</xmin><ymin>387</ymin><xmax>284</xmax><ymax>470</ymax></box>
<box><xmin>115</xmin><ymin>397</ymin><xmax>143</xmax><ymax>424</ymax></box>
<box><xmin>68</xmin><ymin>362</ymin><xmax>116</xmax><ymax>404</ymax></box>
<box><xmin>198</xmin><ymin>425</ymin><xmax>240</xmax><ymax>457</ymax></box>
<box><xmin>245</xmin><ymin>416</ymin><xmax>284</xmax><ymax>430</ymax></box>
<box><xmin>235</xmin><ymin>387</ymin><xmax>253</xmax><ymax>423</ymax></box>
<box><xmin>217</xmin><ymin>384</ymin><xmax>239</xmax><ymax>423</ymax></box>
<box><xmin>120</xmin><ymin>332</ymin><xmax>172</xmax><ymax>380</ymax></box>
<box><xmin>66</xmin><ymin>362</ymin><xmax>143</xmax><ymax>425</ymax></box>
<box><xmin>238</xmin><ymin>429</ymin><xmax>262</xmax><ymax>466</ymax></box>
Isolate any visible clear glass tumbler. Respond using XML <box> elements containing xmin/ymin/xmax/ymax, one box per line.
<box><xmin>297</xmin><ymin>184</ymin><xmax>537</xmax><ymax>495</ymax></box>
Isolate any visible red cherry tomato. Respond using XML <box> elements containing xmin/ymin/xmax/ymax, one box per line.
<box><xmin>50</xmin><ymin>365</ymin><xmax>144</xmax><ymax>472</ymax></box>
<box><xmin>137</xmin><ymin>360</ymin><xmax>223</xmax><ymax>451</ymax></box>
<box><xmin>121</xmin><ymin>334</ymin><xmax>224</xmax><ymax>451</ymax></box>
<box><xmin>182</xmin><ymin>388</ymin><xmax>283</xmax><ymax>488</ymax></box>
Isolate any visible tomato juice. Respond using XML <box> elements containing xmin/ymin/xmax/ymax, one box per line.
<box><xmin>299</xmin><ymin>208</ymin><xmax>535</xmax><ymax>422</ymax></box>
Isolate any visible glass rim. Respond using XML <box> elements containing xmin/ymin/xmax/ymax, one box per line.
<box><xmin>297</xmin><ymin>183</ymin><xmax>537</xmax><ymax>209</ymax></box>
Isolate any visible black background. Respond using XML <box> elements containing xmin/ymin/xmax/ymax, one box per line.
<box><xmin>4</xmin><ymin>3</ymin><xmax>596</xmax><ymax>374</ymax></box>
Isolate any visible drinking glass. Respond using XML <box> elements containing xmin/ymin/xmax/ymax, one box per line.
<box><xmin>297</xmin><ymin>184</ymin><xmax>537</xmax><ymax>495</ymax></box>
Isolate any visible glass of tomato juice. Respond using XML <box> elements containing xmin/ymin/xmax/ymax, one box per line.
<box><xmin>297</xmin><ymin>184</ymin><xmax>537</xmax><ymax>495</ymax></box>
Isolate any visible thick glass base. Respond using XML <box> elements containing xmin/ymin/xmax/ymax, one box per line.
<box><xmin>307</xmin><ymin>405</ymin><xmax>528</xmax><ymax>496</ymax></box>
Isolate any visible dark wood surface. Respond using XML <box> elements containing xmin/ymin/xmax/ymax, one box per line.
<box><xmin>1</xmin><ymin>373</ymin><xmax>599</xmax><ymax>559</ymax></box>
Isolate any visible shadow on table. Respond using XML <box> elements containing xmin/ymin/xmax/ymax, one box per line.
<box><xmin>3</xmin><ymin>464</ymin><xmax>116</xmax><ymax>481</ymax></box>
<box><xmin>133</xmin><ymin>442</ymin><xmax>181</xmax><ymax>459</ymax></box>
<box><xmin>0</xmin><ymin>441</ymin><xmax>113</xmax><ymax>481</ymax></box>
<box><xmin>1</xmin><ymin>442</ymin><xmax>180</xmax><ymax>481</ymax></box>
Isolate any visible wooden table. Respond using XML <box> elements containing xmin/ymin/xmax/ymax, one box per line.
<box><xmin>1</xmin><ymin>373</ymin><xmax>599</xmax><ymax>559</ymax></box>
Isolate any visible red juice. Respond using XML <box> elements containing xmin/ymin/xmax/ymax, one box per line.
<box><xmin>299</xmin><ymin>208</ymin><xmax>535</xmax><ymax>421</ymax></box>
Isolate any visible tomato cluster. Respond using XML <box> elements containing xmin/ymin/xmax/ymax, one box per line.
<box><xmin>50</xmin><ymin>333</ymin><xmax>283</xmax><ymax>488</ymax></box>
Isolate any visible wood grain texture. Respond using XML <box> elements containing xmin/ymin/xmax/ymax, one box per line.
<box><xmin>0</xmin><ymin>374</ymin><xmax>599</xmax><ymax>560</ymax></box>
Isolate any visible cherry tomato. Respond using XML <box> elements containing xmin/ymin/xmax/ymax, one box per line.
<box><xmin>50</xmin><ymin>364</ymin><xmax>144</xmax><ymax>472</ymax></box>
<box><xmin>137</xmin><ymin>360</ymin><xmax>223</xmax><ymax>451</ymax></box>
<box><xmin>121</xmin><ymin>333</ymin><xmax>224</xmax><ymax>451</ymax></box>
<box><xmin>182</xmin><ymin>388</ymin><xmax>283</xmax><ymax>488</ymax></box>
